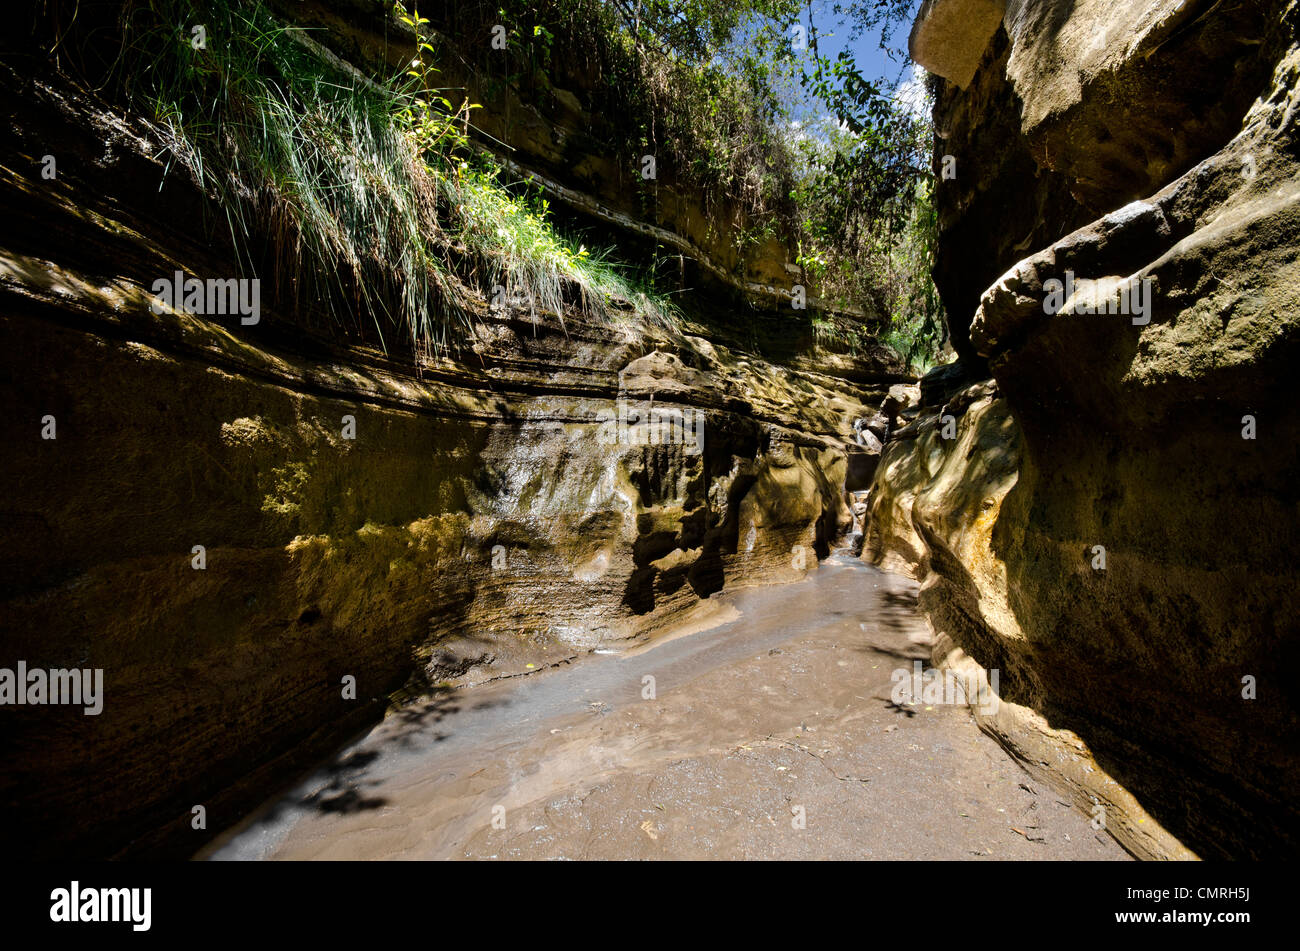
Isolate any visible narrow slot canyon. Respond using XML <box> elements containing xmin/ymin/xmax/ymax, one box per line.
<box><xmin>2</xmin><ymin>0</ymin><xmax>1296</xmax><ymax>886</ymax></box>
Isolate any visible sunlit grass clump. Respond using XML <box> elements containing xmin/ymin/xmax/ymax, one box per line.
<box><xmin>452</xmin><ymin>166</ymin><xmax>678</xmax><ymax>329</ymax></box>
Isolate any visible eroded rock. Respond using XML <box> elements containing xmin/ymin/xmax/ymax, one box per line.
<box><xmin>0</xmin><ymin>60</ymin><xmax>887</xmax><ymax>859</ymax></box>
<box><xmin>874</xmin><ymin>0</ymin><xmax>1300</xmax><ymax>859</ymax></box>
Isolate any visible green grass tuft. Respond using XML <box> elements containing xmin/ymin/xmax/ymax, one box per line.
<box><xmin>111</xmin><ymin>0</ymin><xmax>678</xmax><ymax>357</ymax></box>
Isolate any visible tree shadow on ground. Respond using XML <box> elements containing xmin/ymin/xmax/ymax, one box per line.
<box><xmin>883</xmin><ymin>698</ymin><xmax>920</xmax><ymax>718</ymax></box>
<box><xmin>297</xmin><ymin>685</ymin><xmax>512</xmax><ymax>817</ymax></box>
<box><xmin>302</xmin><ymin>749</ymin><xmax>388</xmax><ymax>814</ymax></box>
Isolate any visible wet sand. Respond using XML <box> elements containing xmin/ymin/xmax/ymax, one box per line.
<box><xmin>201</xmin><ymin>556</ymin><xmax>1128</xmax><ymax>860</ymax></box>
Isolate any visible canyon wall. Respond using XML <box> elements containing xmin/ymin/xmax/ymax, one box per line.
<box><xmin>873</xmin><ymin>0</ymin><xmax>1300</xmax><ymax>858</ymax></box>
<box><xmin>0</xmin><ymin>11</ymin><xmax>900</xmax><ymax>857</ymax></box>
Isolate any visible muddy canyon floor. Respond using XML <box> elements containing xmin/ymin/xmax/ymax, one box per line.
<box><xmin>203</xmin><ymin>556</ymin><xmax>1124</xmax><ymax>861</ymax></box>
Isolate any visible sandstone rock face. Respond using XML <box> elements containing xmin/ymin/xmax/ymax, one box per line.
<box><xmin>0</xmin><ymin>48</ymin><xmax>899</xmax><ymax>855</ymax></box>
<box><xmin>926</xmin><ymin>28</ymin><xmax>1092</xmax><ymax>364</ymax></box>
<box><xmin>925</xmin><ymin>0</ymin><xmax>1289</xmax><ymax>361</ymax></box>
<box><xmin>1000</xmin><ymin>0</ymin><xmax>1282</xmax><ymax>210</ymax></box>
<box><xmin>910</xmin><ymin>0</ymin><xmax>1005</xmax><ymax>89</ymax></box>
<box><xmin>866</xmin><ymin>389</ymin><xmax>1195</xmax><ymax>860</ymax></box>
<box><xmin>875</xmin><ymin>0</ymin><xmax>1300</xmax><ymax>858</ymax></box>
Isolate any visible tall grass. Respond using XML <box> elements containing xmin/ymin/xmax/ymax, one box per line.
<box><xmin>111</xmin><ymin>0</ymin><xmax>677</xmax><ymax>356</ymax></box>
